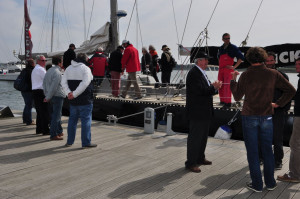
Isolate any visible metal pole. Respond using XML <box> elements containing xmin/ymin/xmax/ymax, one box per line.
<box><xmin>110</xmin><ymin>0</ymin><xmax>119</xmax><ymax>51</ymax></box>
<box><xmin>51</xmin><ymin>0</ymin><xmax>56</xmax><ymax>52</ymax></box>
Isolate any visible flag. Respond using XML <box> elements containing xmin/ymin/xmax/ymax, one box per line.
<box><xmin>24</xmin><ymin>0</ymin><xmax>33</xmax><ymax>60</ymax></box>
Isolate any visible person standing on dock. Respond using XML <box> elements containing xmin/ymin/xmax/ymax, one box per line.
<box><xmin>265</xmin><ymin>51</ymin><xmax>291</xmax><ymax>170</ymax></box>
<box><xmin>159</xmin><ymin>45</ymin><xmax>176</xmax><ymax>87</ymax></box>
<box><xmin>108</xmin><ymin>45</ymin><xmax>124</xmax><ymax>98</ymax></box>
<box><xmin>62</xmin><ymin>53</ymin><xmax>97</xmax><ymax>148</ymax></box>
<box><xmin>43</xmin><ymin>56</ymin><xmax>66</xmax><ymax>141</ymax></box>
<box><xmin>63</xmin><ymin>43</ymin><xmax>76</xmax><ymax>70</ymax></box>
<box><xmin>31</xmin><ymin>55</ymin><xmax>50</xmax><ymax>135</ymax></box>
<box><xmin>88</xmin><ymin>47</ymin><xmax>108</xmax><ymax>87</ymax></box>
<box><xmin>120</xmin><ymin>40</ymin><xmax>142</xmax><ymax>100</ymax></box>
<box><xmin>277</xmin><ymin>57</ymin><xmax>300</xmax><ymax>183</ymax></box>
<box><xmin>230</xmin><ymin>47</ymin><xmax>295</xmax><ymax>192</ymax></box>
<box><xmin>21</xmin><ymin>59</ymin><xmax>35</xmax><ymax>125</ymax></box>
<box><xmin>218</xmin><ymin>33</ymin><xmax>244</xmax><ymax>109</ymax></box>
<box><xmin>185</xmin><ymin>52</ymin><xmax>222</xmax><ymax>173</ymax></box>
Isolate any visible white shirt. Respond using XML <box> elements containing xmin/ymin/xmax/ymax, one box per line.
<box><xmin>31</xmin><ymin>64</ymin><xmax>46</xmax><ymax>90</ymax></box>
<box><xmin>195</xmin><ymin>64</ymin><xmax>210</xmax><ymax>86</ymax></box>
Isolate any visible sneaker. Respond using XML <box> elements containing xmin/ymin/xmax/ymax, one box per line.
<box><xmin>275</xmin><ymin>163</ymin><xmax>282</xmax><ymax>170</ymax></box>
<box><xmin>133</xmin><ymin>96</ymin><xmax>143</xmax><ymax>100</ymax></box>
<box><xmin>246</xmin><ymin>182</ymin><xmax>262</xmax><ymax>192</ymax></box>
<box><xmin>65</xmin><ymin>143</ymin><xmax>72</xmax><ymax>147</ymax></box>
<box><xmin>82</xmin><ymin>143</ymin><xmax>97</xmax><ymax>149</ymax></box>
<box><xmin>267</xmin><ymin>183</ymin><xmax>277</xmax><ymax>191</ymax></box>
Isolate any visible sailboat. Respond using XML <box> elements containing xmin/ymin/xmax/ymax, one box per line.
<box><xmin>20</xmin><ymin>0</ymin><xmax>296</xmax><ymax>145</ymax></box>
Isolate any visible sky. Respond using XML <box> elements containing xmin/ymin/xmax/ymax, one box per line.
<box><xmin>0</xmin><ymin>0</ymin><xmax>299</xmax><ymax>63</ymax></box>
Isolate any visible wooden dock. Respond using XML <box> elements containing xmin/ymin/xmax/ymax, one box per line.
<box><xmin>0</xmin><ymin>112</ymin><xmax>299</xmax><ymax>199</ymax></box>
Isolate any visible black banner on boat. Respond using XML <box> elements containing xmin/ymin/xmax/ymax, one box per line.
<box><xmin>24</xmin><ymin>0</ymin><xmax>33</xmax><ymax>60</ymax></box>
<box><xmin>190</xmin><ymin>43</ymin><xmax>300</xmax><ymax>68</ymax></box>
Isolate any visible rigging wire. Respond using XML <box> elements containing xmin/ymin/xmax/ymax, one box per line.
<box><xmin>125</xmin><ymin>0</ymin><xmax>137</xmax><ymax>39</ymax></box>
<box><xmin>171</xmin><ymin>0</ymin><xmax>180</xmax><ymax>45</ymax></box>
<box><xmin>180</xmin><ymin>0</ymin><xmax>193</xmax><ymax>45</ymax></box>
<box><xmin>240</xmin><ymin>0</ymin><xmax>264</xmax><ymax>47</ymax></box>
<box><xmin>61</xmin><ymin>0</ymin><xmax>72</xmax><ymax>44</ymax></box>
<box><xmin>37</xmin><ymin>0</ymin><xmax>51</xmax><ymax>52</ymax></box>
<box><xmin>83</xmin><ymin>0</ymin><xmax>87</xmax><ymax>42</ymax></box>
<box><xmin>86</xmin><ymin>0</ymin><xmax>95</xmax><ymax>40</ymax></box>
<box><xmin>136</xmin><ymin>1</ymin><xmax>144</xmax><ymax>48</ymax></box>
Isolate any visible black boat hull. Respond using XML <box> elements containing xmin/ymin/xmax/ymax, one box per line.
<box><xmin>62</xmin><ymin>98</ymin><xmax>293</xmax><ymax>146</ymax></box>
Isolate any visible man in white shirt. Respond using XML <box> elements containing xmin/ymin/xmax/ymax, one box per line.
<box><xmin>31</xmin><ymin>55</ymin><xmax>49</xmax><ymax>135</ymax></box>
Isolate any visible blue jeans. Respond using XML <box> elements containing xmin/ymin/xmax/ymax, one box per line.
<box><xmin>242</xmin><ymin>115</ymin><xmax>276</xmax><ymax>190</ymax></box>
<box><xmin>21</xmin><ymin>91</ymin><xmax>33</xmax><ymax>124</ymax></box>
<box><xmin>67</xmin><ymin>103</ymin><xmax>93</xmax><ymax>147</ymax></box>
<box><xmin>49</xmin><ymin>96</ymin><xmax>64</xmax><ymax>138</ymax></box>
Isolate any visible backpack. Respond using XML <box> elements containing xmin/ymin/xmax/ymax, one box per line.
<box><xmin>14</xmin><ymin>70</ymin><xmax>30</xmax><ymax>91</ymax></box>
<box><xmin>169</xmin><ymin>56</ymin><xmax>177</xmax><ymax>68</ymax></box>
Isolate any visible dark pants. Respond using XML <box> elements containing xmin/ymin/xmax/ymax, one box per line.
<box><xmin>185</xmin><ymin>119</ymin><xmax>210</xmax><ymax>167</ymax></box>
<box><xmin>33</xmin><ymin>89</ymin><xmax>49</xmax><ymax>134</ymax></box>
<box><xmin>49</xmin><ymin>96</ymin><xmax>64</xmax><ymax>138</ymax></box>
<box><xmin>161</xmin><ymin>71</ymin><xmax>172</xmax><ymax>86</ymax></box>
<box><xmin>21</xmin><ymin>91</ymin><xmax>33</xmax><ymax>125</ymax></box>
<box><xmin>273</xmin><ymin>110</ymin><xmax>286</xmax><ymax>164</ymax></box>
<box><xmin>151</xmin><ymin>68</ymin><xmax>159</xmax><ymax>83</ymax></box>
<box><xmin>93</xmin><ymin>76</ymin><xmax>104</xmax><ymax>87</ymax></box>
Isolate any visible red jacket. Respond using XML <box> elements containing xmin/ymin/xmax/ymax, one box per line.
<box><xmin>88</xmin><ymin>52</ymin><xmax>108</xmax><ymax>76</ymax></box>
<box><xmin>121</xmin><ymin>44</ymin><xmax>140</xmax><ymax>73</ymax></box>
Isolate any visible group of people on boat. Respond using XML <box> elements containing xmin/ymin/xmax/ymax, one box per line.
<box><xmin>185</xmin><ymin>33</ymin><xmax>300</xmax><ymax>193</ymax></box>
<box><xmin>61</xmin><ymin>40</ymin><xmax>177</xmax><ymax>100</ymax></box>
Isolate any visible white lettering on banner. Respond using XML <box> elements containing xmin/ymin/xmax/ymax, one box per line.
<box><xmin>278</xmin><ymin>50</ymin><xmax>300</xmax><ymax>64</ymax></box>
<box><xmin>279</xmin><ymin>52</ymin><xmax>289</xmax><ymax>63</ymax></box>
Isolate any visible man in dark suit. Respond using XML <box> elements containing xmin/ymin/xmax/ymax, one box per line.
<box><xmin>185</xmin><ymin>52</ymin><xmax>222</xmax><ymax>173</ymax></box>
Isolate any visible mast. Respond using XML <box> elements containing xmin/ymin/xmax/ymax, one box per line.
<box><xmin>110</xmin><ymin>0</ymin><xmax>119</xmax><ymax>51</ymax></box>
<box><xmin>51</xmin><ymin>0</ymin><xmax>56</xmax><ymax>52</ymax></box>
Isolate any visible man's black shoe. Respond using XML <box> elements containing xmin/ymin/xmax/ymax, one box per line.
<box><xmin>82</xmin><ymin>143</ymin><xmax>97</xmax><ymax>149</ymax></box>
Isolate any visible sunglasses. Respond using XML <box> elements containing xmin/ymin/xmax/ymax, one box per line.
<box><xmin>40</xmin><ymin>60</ymin><xmax>46</xmax><ymax>62</ymax></box>
<box><xmin>223</xmin><ymin>38</ymin><xmax>230</xmax><ymax>40</ymax></box>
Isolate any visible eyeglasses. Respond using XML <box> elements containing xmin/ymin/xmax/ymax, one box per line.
<box><xmin>223</xmin><ymin>38</ymin><xmax>230</xmax><ymax>40</ymax></box>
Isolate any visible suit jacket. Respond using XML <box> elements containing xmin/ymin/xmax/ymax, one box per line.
<box><xmin>186</xmin><ymin>66</ymin><xmax>217</xmax><ymax>120</ymax></box>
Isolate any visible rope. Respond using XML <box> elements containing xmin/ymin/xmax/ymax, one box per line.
<box><xmin>86</xmin><ymin>0</ymin><xmax>95</xmax><ymax>40</ymax></box>
<box><xmin>125</xmin><ymin>0</ymin><xmax>137</xmax><ymax>39</ymax></box>
<box><xmin>240</xmin><ymin>0</ymin><xmax>264</xmax><ymax>47</ymax></box>
<box><xmin>180</xmin><ymin>0</ymin><xmax>193</xmax><ymax>45</ymax></box>
<box><xmin>171</xmin><ymin>0</ymin><xmax>180</xmax><ymax>45</ymax></box>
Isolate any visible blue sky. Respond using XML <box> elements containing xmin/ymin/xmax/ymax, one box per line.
<box><xmin>0</xmin><ymin>0</ymin><xmax>299</xmax><ymax>63</ymax></box>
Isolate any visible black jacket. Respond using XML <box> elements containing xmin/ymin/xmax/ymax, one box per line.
<box><xmin>186</xmin><ymin>66</ymin><xmax>217</xmax><ymax>120</ymax></box>
<box><xmin>160</xmin><ymin>52</ymin><xmax>174</xmax><ymax>72</ymax></box>
<box><xmin>108</xmin><ymin>49</ymin><xmax>123</xmax><ymax>72</ymax></box>
<box><xmin>294</xmin><ymin>74</ymin><xmax>300</xmax><ymax>116</ymax></box>
<box><xmin>274</xmin><ymin>70</ymin><xmax>291</xmax><ymax>112</ymax></box>
<box><xmin>141</xmin><ymin>52</ymin><xmax>152</xmax><ymax>73</ymax></box>
<box><xmin>63</xmin><ymin>48</ymin><xmax>76</xmax><ymax>69</ymax></box>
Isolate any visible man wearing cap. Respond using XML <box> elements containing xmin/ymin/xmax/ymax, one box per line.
<box><xmin>120</xmin><ymin>40</ymin><xmax>142</xmax><ymax>100</ymax></box>
<box><xmin>160</xmin><ymin>45</ymin><xmax>176</xmax><ymax>86</ymax></box>
<box><xmin>88</xmin><ymin>47</ymin><xmax>108</xmax><ymax>87</ymax></box>
<box><xmin>109</xmin><ymin>45</ymin><xmax>124</xmax><ymax>97</ymax></box>
<box><xmin>63</xmin><ymin>43</ymin><xmax>76</xmax><ymax>69</ymax></box>
<box><xmin>185</xmin><ymin>52</ymin><xmax>222</xmax><ymax>173</ymax></box>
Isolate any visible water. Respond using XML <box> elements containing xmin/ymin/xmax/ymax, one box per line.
<box><xmin>0</xmin><ymin>71</ymin><xmax>299</xmax><ymax>111</ymax></box>
<box><xmin>0</xmin><ymin>81</ymin><xmax>24</xmax><ymax>111</ymax></box>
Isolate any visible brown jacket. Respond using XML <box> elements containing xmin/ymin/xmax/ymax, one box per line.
<box><xmin>230</xmin><ymin>64</ymin><xmax>296</xmax><ymax>116</ymax></box>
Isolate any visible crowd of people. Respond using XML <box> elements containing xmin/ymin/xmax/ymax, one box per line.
<box><xmin>18</xmin><ymin>34</ymin><xmax>300</xmax><ymax>192</ymax></box>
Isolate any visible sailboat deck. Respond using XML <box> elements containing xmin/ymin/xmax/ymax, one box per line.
<box><xmin>0</xmin><ymin>112</ymin><xmax>299</xmax><ymax>199</ymax></box>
